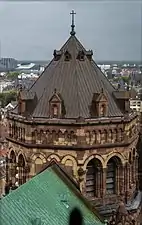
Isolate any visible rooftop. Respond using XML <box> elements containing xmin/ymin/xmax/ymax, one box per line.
<box><xmin>11</xmin><ymin>11</ymin><xmax>124</xmax><ymax>119</ymax></box>
<box><xmin>0</xmin><ymin>164</ymin><xmax>105</xmax><ymax>225</ymax></box>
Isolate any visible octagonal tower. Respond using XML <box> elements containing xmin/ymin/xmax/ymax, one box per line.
<box><xmin>6</xmin><ymin>11</ymin><xmax>141</xmax><ymax>221</ymax></box>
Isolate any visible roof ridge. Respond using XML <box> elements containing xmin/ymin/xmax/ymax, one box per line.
<box><xmin>29</xmin><ymin>35</ymin><xmax>74</xmax><ymax>91</ymax></box>
<box><xmin>91</xmin><ymin>60</ymin><xmax>116</xmax><ymax>91</ymax></box>
<box><xmin>51</xmin><ymin>165</ymin><xmax>105</xmax><ymax>223</ymax></box>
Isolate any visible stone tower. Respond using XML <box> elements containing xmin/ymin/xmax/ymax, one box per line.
<box><xmin>6</xmin><ymin>11</ymin><xmax>141</xmax><ymax>221</ymax></box>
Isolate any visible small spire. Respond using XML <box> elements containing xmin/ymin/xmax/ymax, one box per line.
<box><xmin>70</xmin><ymin>10</ymin><xmax>76</xmax><ymax>36</ymax></box>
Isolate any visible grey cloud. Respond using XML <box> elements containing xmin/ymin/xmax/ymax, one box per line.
<box><xmin>0</xmin><ymin>1</ymin><xmax>141</xmax><ymax>61</ymax></box>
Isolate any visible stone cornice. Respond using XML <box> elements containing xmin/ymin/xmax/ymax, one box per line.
<box><xmin>7</xmin><ymin>112</ymin><xmax>138</xmax><ymax>126</ymax></box>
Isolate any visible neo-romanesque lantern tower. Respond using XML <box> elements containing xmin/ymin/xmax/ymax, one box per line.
<box><xmin>6</xmin><ymin>11</ymin><xmax>141</xmax><ymax>222</ymax></box>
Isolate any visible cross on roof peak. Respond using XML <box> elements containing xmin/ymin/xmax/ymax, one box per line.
<box><xmin>70</xmin><ymin>10</ymin><xmax>76</xmax><ymax>36</ymax></box>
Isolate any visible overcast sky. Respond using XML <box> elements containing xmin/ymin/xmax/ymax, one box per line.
<box><xmin>0</xmin><ymin>1</ymin><xmax>141</xmax><ymax>61</ymax></box>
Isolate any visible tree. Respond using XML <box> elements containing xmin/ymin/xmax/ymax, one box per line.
<box><xmin>6</xmin><ymin>71</ymin><xmax>20</xmax><ymax>80</ymax></box>
<box><xmin>0</xmin><ymin>90</ymin><xmax>17</xmax><ymax>107</ymax></box>
<box><xmin>121</xmin><ymin>76</ymin><xmax>130</xmax><ymax>84</ymax></box>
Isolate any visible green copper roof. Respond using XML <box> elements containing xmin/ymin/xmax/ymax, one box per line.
<box><xmin>0</xmin><ymin>165</ymin><xmax>105</xmax><ymax>225</ymax></box>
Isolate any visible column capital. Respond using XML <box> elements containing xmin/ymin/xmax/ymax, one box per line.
<box><xmin>102</xmin><ymin>167</ymin><xmax>107</xmax><ymax>172</ymax></box>
<box><xmin>125</xmin><ymin>162</ymin><xmax>130</xmax><ymax>168</ymax></box>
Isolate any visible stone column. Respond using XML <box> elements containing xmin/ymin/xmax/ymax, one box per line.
<box><xmin>133</xmin><ymin>159</ymin><xmax>136</xmax><ymax>184</ymax></box>
<box><xmin>28</xmin><ymin>160</ymin><xmax>35</xmax><ymax>179</ymax></box>
<box><xmin>125</xmin><ymin>162</ymin><xmax>130</xmax><ymax>203</ymax></box>
<box><xmin>129</xmin><ymin>164</ymin><xmax>132</xmax><ymax>188</ymax></box>
<box><xmin>24</xmin><ymin>164</ymin><xmax>30</xmax><ymax>183</ymax></box>
<box><xmin>17</xmin><ymin>166</ymin><xmax>21</xmax><ymax>185</ymax></box>
<box><xmin>116</xmin><ymin>165</ymin><xmax>120</xmax><ymax>195</ymax></box>
<box><xmin>132</xmin><ymin>161</ymin><xmax>134</xmax><ymax>184</ymax></box>
<box><xmin>117</xmin><ymin>165</ymin><xmax>125</xmax><ymax>195</ymax></box>
<box><xmin>97</xmin><ymin>167</ymin><xmax>101</xmax><ymax>198</ymax></box>
<box><xmin>127</xmin><ymin>163</ymin><xmax>130</xmax><ymax>191</ymax></box>
<box><xmin>119</xmin><ymin>165</ymin><xmax>125</xmax><ymax>198</ymax></box>
<box><xmin>101</xmin><ymin>168</ymin><xmax>106</xmax><ymax>199</ymax></box>
<box><xmin>77</xmin><ymin>167</ymin><xmax>86</xmax><ymax>194</ymax></box>
<box><xmin>11</xmin><ymin>163</ymin><xmax>16</xmax><ymax>186</ymax></box>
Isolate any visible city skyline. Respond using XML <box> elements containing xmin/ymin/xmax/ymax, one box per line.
<box><xmin>0</xmin><ymin>1</ymin><xmax>141</xmax><ymax>61</ymax></box>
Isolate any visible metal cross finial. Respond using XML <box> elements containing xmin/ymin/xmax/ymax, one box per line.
<box><xmin>70</xmin><ymin>10</ymin><xmax>76</xmax><ymax>36</ymax></box>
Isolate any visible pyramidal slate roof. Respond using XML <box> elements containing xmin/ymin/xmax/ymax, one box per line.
<box><xmin>0</xmin><ymin>164</ymin><xmax>105</xmax><ymax>225</ymax></box>
<box><xmin>13</xmin><ymin>28</ymin><xmax>123</xmax><ymax>119</ymax></box>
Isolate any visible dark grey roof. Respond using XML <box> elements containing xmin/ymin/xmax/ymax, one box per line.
<box><xmin>20</xmin><ymin>90</ymin><xmax>35</xmax><ymax>100</ymax></box>
<box><xmin>12</xmin><ymin>34</ymin><xmax>123</xmax><ymax>119</ymax></box>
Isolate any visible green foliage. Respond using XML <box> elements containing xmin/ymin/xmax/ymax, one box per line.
<box><xmin>6</xmin><ymin>71</ymin><xmax>20</xmax><ymax>80</ymax></box>
<box><xmin>0</xmin><ymin>90</ymin><xmax>17</xmax><ymax>107</ymax></box>
<box><xmin>121</xmin><ymin>76</ymin><xmax>130</xmax><ymax>84</ymax></box>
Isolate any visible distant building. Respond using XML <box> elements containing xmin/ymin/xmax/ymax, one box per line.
<box><xmin>0</xmin><ymin>58</ymin><xmax>17</xmax><ymax>71</ymax></box>
<box><xmin>130</xmin><ymin>97</ymin><xmax>142</xmax><ymax>113</ymax></box>
<box><xmin>16</xmin><ymin>63</ymin><xmax>41</xmax><ymax>72</ymax></box>
<box><xmin>5</xmin><ymin>101</ymin><xmax>17</xmax><ymax>111</ymax></box>
<box><xmin>0</xmin><ymin>80</ymin><xmax>13</xmax><ymax>93</ymax></box>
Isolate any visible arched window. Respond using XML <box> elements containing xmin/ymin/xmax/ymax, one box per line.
<box><xmin>103</xmin><ymin>130</ymin><xmax>108</xmax><ymax>143</ymax></box>
<box><xmin>129</xmin><ymin>152</ymin><xmax>132</xmax><ymax>163</ymax></box>
<box><xmin>86</xmin><ymin>159</ymin><xmax>102</xmax><ymax>198</ymax></box>
<box><xmin>32</xmin><ymin>131</ymin><xmax>35</xmax><ymax>144</ymax></box>
<box><xmin>119</xmin><ymin>128</ymin><xmax>123</xmax><ymax>142</ymax></box>
<box><xmin>109</xmin><ymin>129</ymin><xmax>113</xmax><ymax>142</ymax></box>
<box><xmin>18</xmin><ymin>154</ymin><xmax>26</xmax><ymax>185</ymax></box>
<box><xmin>106</xmin><ymin>159</ymin><xmax>116</xmax><ymax>194</ymax></box>
<box><xmin>100</xmin><ymin>104</ymin><xmax>106</xmax><ymax>117</ymax></box>
<box><xmin>46</xmin><ymin>130</ymin><xmax>50</xmax><ymax>144</ymax></box>
<box><xmin>64</xmin><ymin>131</ymin><xmax>69</xmax><ymax>142</ymax></box>
<box><xmin>51</xmin><ymin>130</ymin><xmax>58</xmax><ymax>143</ymax></box>
<box><xmin>113</xmin><ymin>129</ymin><xmax>117</xmax><ymax>143</ymax></box>
<box><xmin>58</xmin><ymin>131</ymin><xmax>63</xmax><ymax>139</ymax></box>
<box><xmin>9</xmin><ymin>124</ymin><xmax>12</xmax><ymax>137</ymax></box>
<box><xmin>92</xmin><ymin>131</ymin><xmax>97</xmax><ymax>144</ymax></box>
<box><xmin>9</xmin><ymin>151</ymin><xmax>16</xmax><ymax>187</ymax></box>
<box><xmin>97</xmin><ymin>130</ymin><xmax>101</xmax><ymax>144</ymax></box>
<box><xmin>10</xmin><ymin>150</ymin><xmax>16</xmax><ymax>163</ymax></box>
<box><xmin>86</xmin><ymin>160</ymin><xmax>96</xmax><ymax>197</ymax></box>
<box><xmin>22</xmin><ymin>128</ymin><xmax>25</xmax><ymax>142</ymax></box>
<box><xmin>40</xmin><ymin>130</ymin><xmax>44</xmax><ymax>144</ymax></box>
<box><xmin>15</xmin><ymin>126</ymin><xmax>18</xmax><ymax>139</ymax></box>
<box><xmin>19</xmin><ymin>128</ymin><xmax>22</xmax><ymax>141</ymax></box>
<box><xmin>35</xmin><ymin>157</ymin><xmax>43</xmax><ymax>174</ymax></box>
<box><xmin>52</xmin><ymin>104</ymin><xmax>58</xmax><ymax>118</ymax></box>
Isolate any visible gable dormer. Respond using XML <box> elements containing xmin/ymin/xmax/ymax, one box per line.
<box><xmin>85</xmin><ymin>50</ymin><xmax>93</xmax><ymax>61</ymax></box>
<box><xmin>77</xmin><ymin>50</ymin><xmax>85</xmax><ymax>61</ymax></box>
<box><xmin>18</xmin><ymin>88</ymin><xmax>37</xmax><ymax>116</ymax></box>
<box><xmin>90</xmin><ymin>90</ymin><xmax>108</xmax><ymax>117</ymax></box>
<box><xmin>49</xmin><ymin>89</ymin><xmax>65</xmax><ymax>118</ymax></box>
<box><xmin>64</xmin><ymin>50</ymin><xmax>71</xmax><ymax>61</ymax></box>
<box><xmin>53</xmin><ymin>50</ymin><xmax>62</xmax><ymax>61</ymax></box>
<box><xmin>113</xmin><ymin>90</ymin><xmax>131</xmax><ymax>113</ymax></box>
